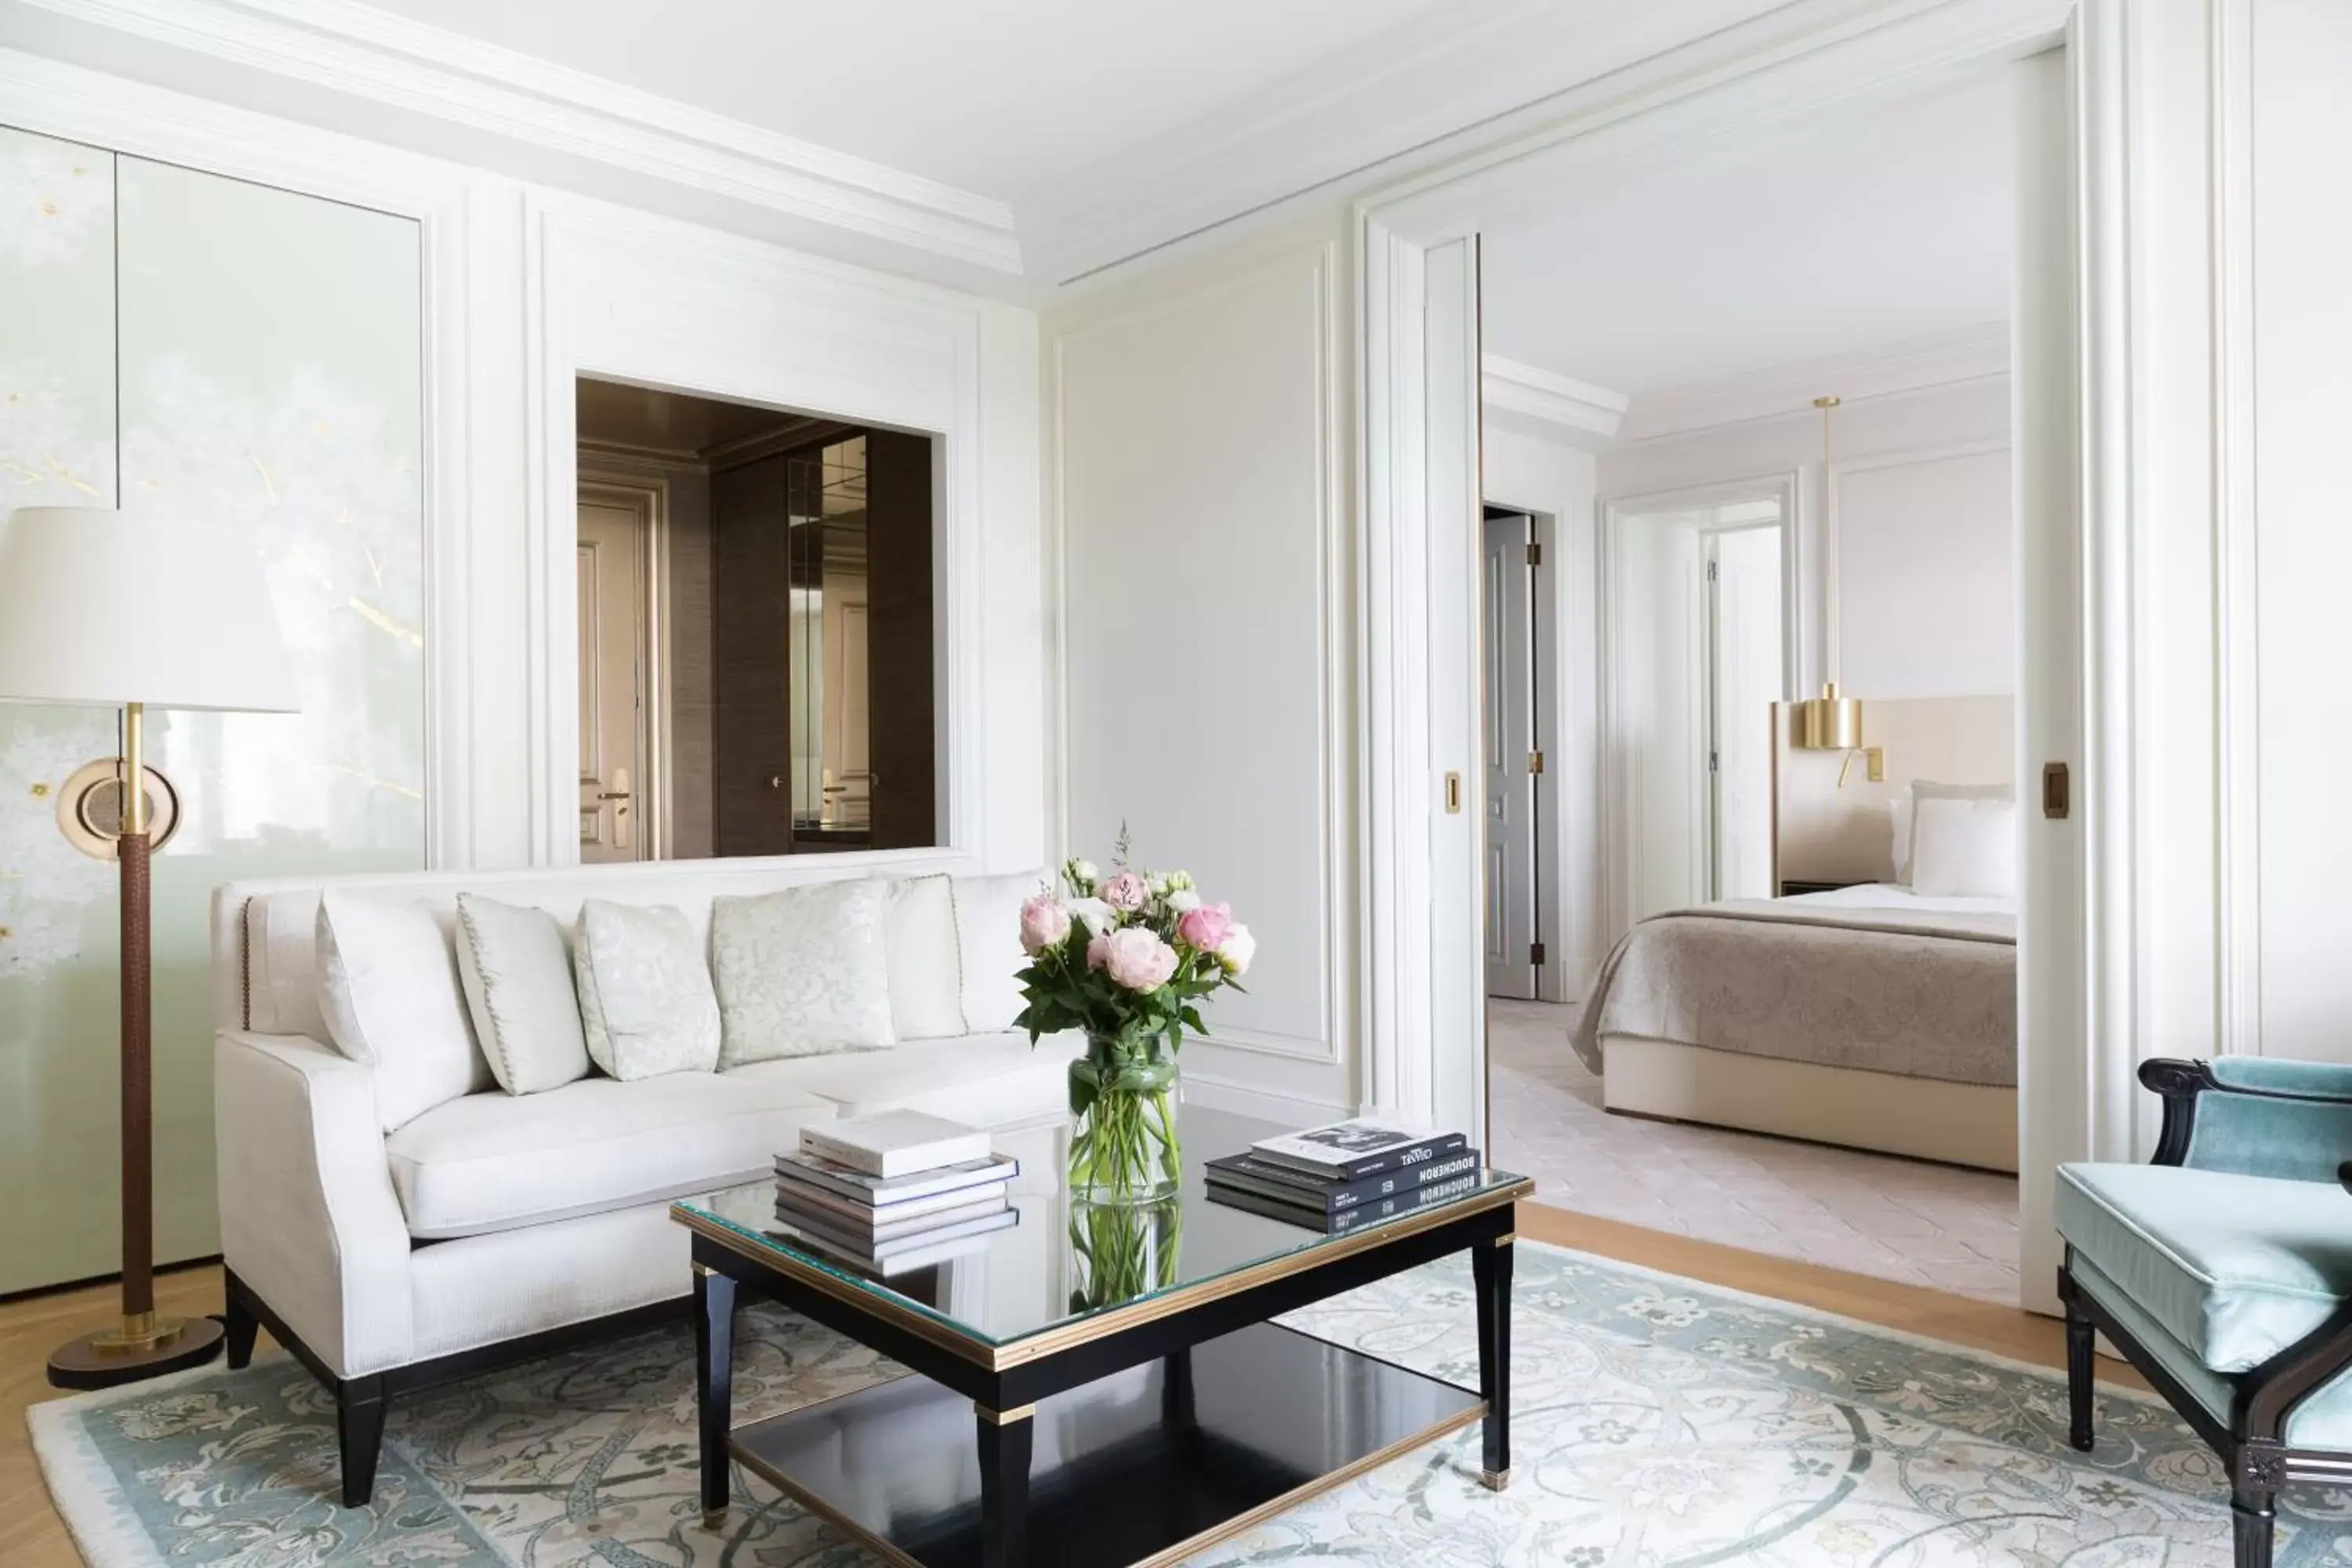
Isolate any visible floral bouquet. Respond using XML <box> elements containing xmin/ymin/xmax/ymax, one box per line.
<box><xmin>1014</xmin><ymin>839</ymin><xmax>1254</xmax><ymax>1202</ymax></box>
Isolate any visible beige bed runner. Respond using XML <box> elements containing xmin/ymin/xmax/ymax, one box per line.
<box><xmin>1568</xmin><ymin>899</ymin><xmax>2016</xmax><ymax>1088</ymax></box>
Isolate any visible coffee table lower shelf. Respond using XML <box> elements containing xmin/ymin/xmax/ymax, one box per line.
<box><xmin>728</xmin><ymin>1320</ymin><xmax>1486</xmax><ymax>1568</ymax></box>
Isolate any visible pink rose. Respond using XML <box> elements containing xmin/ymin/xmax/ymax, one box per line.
<box><xmin>1102</xmin><ymin>927</ymin><xmax>1179</xmax><ymax>992</ymax></box>
<box><xmin>1097</xmin><ymin>869</ymin><xmax>1149</xmax><ymax>913</ymax></box>
<box><xmin>1019</xmin><ymin>894</ymin><xmax>1072</xmax><ymax>956</ymax></box>
<box><xmin>1176</xmin><ymin>901</ymin><xmax>1234</xmax><ymax>952</ymax></box>
<box><xmin>1087</xmin><ymin>934</ymin><xmax>1112</xmax><ymax>971</ymax></box>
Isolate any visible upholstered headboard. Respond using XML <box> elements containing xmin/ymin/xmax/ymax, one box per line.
<box><xmin>209</xmin><ymin>849</ymin><xmax>982</xmax><ymax>1036</ymax></box>
<box><xmin>1769</xmin><ymin>694</ymin><xmax>2013</xmax><ymax>889</ymax></box>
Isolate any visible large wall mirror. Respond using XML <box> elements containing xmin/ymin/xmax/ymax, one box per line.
<box><xmin>574</xmin><ymin>378</ymin><xmax>942</xmax><ymax>860</ymax></box>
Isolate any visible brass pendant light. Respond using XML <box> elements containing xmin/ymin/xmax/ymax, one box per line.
<box><xmin>1795</xmin><ymin>394</ymin><xmax>1864</xmax><ymax>750</ymax></box>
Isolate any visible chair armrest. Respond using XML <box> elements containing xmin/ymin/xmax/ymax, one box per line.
<box><xmin>2142</xmin><ymin>1057</ymin><xmax>2352</xmax><ymax>1184</ymax></box>
<box><xmin>214</xmin><ymin>1031</ymin><xmax>414</xmax><ymax>1378</ymax></box>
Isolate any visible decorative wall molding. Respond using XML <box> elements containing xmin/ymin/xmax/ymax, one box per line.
<box><xmin>1047</xmin><ymin>238</ymin><xmax>1355</xmax><ymax>1085</ymax></box>
<box><xmin>11</xmin><ymin>0</ymin><xmax>1023</xmax><ymax>273</ymax></box>
<box><xmin>1480</xmin><ymin>354</ymin><xmax>1627</xmax><ymax>446</ymax></box>
<box><xmin>1618</xmin><ymin>321</ymin><xmax>2011</xmax><ymax>444</ymax></box>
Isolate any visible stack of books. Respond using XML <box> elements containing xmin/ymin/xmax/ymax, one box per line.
<box><xmin>1205</xmin><ymin>1119</ymin><xmax>1480</xmax><ymax>1234</ymax></box>
<box><xmin>773</xmin><ymin>1110</ymin><xmax>1019</xmax><ymax>1276</ymax></box>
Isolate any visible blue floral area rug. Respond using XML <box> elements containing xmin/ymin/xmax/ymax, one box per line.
<box><xmin>31</xmin><ymin>1243</ymin><xmax>2343</xmax><ymax>1566</ymax></box>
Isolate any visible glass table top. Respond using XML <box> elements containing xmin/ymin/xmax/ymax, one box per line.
<box><xmin>674</xmin><ymin>1116</ymin><xmax>1526</xmax><ymax>1352</ymax></box>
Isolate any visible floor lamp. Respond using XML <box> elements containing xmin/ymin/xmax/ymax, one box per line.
<box><xmin>0</xmin><ymin>506</ymin><xmax>297</xmax><ymax>1389</ymax></box>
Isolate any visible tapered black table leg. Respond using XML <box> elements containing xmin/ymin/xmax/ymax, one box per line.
<box><xmin>694</xmin><ymin>1263</ymin><xmax>738</xmax><ymax>1523</ymax></box>
<box><xmin>2064</xmin><ymin>1301</ymin><xmax>2096</xmax><ymax>1452</ymax></box>
<box><xmin>977</xmin><ymin>1403</ymin><xmax>1034</xmax><ymax>1568</ymax></box>
<box><xmin>1473</xmin><ymin>1233</ymin><xmax>1513</xmax><ymax>1490</ymax></box>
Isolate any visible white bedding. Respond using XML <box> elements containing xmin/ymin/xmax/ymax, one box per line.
<box><xmin>1780</xmin><ymin>882</ymin><xmax>2015</xmax><ymax>918</ymax></box>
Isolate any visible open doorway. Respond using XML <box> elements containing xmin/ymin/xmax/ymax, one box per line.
<box><xmin>1482</xmin><ymin>506</ymin><xmax>1542</xmax><ymax>1000</ymax></box>
<box><xmin>1469</xmin><ymin>63</ymin><xmax>2031</xmax><ymax>1304</ymax></box>
<box><xmin>573</xmin><ymin>378</ymin><xmax>944</xmax><ymax>861</ymax></box>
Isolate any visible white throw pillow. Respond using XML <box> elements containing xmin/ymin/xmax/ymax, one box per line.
<box><xmin>315</xmin><ymin>894</ymin><xmax>492</xmax><ymax>1131</ymax></box>
<box><xmin>1909</xmin><ymin>793</ymin><xmax>2019</xmax><ymax>899</ymax></box>
<box><xmin>572</xmin><ymin>900</ymin><xmax>722</xmax><ymax>1080</ymax></box>
<box><xmin>952</xmin><ymin>871</ymin><xmax>1043</xmax><ymax>1035</ymax></box>
<box><xmin>885</xmin><ymin>874</ymin><xmax>968</xmax><ymax>1040</ymax></box>
<box><xmin>455</xmin><ymin>892</ymin><xmax>591</xmax><ymax>1095</ymax></box>
<box><xmin>1900</xmin><ymin>781</ymin><xmax>2011</xmax><ymax>884</ymax></box>
<box><xmin>710</xmin><ymin>879</ymin><xmax>896</xmax><ymax>1066</ymax></box>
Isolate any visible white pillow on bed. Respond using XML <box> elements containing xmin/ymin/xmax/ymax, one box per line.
<box><xmin>1909</xmin><ymin>793</ymin><xmax>2018</xmax><ymax>899</ymax></box>
<box><xmin>1896</xmin><ymin>781</ymin><xmax>2013</xmax><ymax>885</ymax></box>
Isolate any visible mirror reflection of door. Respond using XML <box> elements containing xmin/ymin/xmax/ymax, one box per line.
<box><xmin>578</xmin><ymin>482</ymin><xmax>653</xmax><ymax>863</ymax></box>
<box><xmin>1707</xmin><ymin>524</ymin><xmax>1784</xmax><ymax>898</ymax></box>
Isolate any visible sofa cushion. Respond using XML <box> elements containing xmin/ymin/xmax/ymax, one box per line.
<box><xmin>730</xmin><ymin>1032</ymin><xmax>1086</xmax><ymax>1126</ymax></box>
<box><xmin>711</xmin><ymin>880</ymin><xmax>895</xmax><ymax>1066</ymax></box>
<box><xmin>456</xmin><ymin>893</ymin><xmax>591</xmax><ymax>1095</ymax></box>
<box><xmin>245</xmin><ymin>890</ymin><xmax>328</xmax><ymax>1039</ymax></box>
<box><xmin>2056</xmin><ymin>1162</ymin><xmax>2352</xmax><ymax>1373</ymax></box>
<box><xmin>384</xmin><ymin>1072</ymin><xmax>837</xmax><ymax>1239</ymax></box>
<box><xmin>886</xmin><ymin>874</ymin><xmax>967</xmax><ymax>1040</ymax></box>
<box><xmin>951</xmin><ymin>872</ymin><xmax>1040</xmax><ymax>1033</ymax></box>
<box><xmin>573</xmin><ymin>900</ymin><xmax>721</xmax><ymax>1080</ymax></box>
<box><xmin>316</xmin><ymin>893</ymin><xmax>492</xmax><ymax>1131</ymax></box>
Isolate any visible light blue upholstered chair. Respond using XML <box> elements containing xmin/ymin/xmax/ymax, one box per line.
<box><xmin>2056</xmin><ymin>1057</ymin><xmax>2352</xmax><ymax>1568</ymax></box>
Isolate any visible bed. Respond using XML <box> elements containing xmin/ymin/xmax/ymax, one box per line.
<box><xmin>1568</xmin><ymin>694</ymin><xmax>2020</xmax><ymax>1173</ymax></box>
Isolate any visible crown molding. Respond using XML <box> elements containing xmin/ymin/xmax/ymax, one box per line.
<box><xmin>1481</xmin><ymin>354</ymin><xmax>1627</xmax><ymax>448</ymax></box>
<box><xmin>1021</xmin><ymin>0</ymin><xmax>1809</xmax><ymax>286</ymax></box>
<box><xmin>1617</xmin><ymin>321</ymin><xmax>2009</xmax><ymax>443</ymax></box>
<box><xmin>10</xmin><ymin>0</ymin><xmax>1023</xmax><ymax>274</ymax></box>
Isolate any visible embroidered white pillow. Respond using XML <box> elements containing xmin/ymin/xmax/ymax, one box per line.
<box><xmin>885</xmin><ymin>874</ymin><xmax>967</xmax><ymax>1040</ymax></box>
<box><xmin>951</xmin><ymin>871</ymin><xmax>1042</xmax><ymax>1035</ymax></box>
<box><xmin>572</xmin><ymin>900</ymin><xmax>722</xmax><ymax>1080</ymax></box>
<box><xmin>711</xmin><ymin>879</ymin><xmax>896</xmax><ymax>1066</ymax></box>
<box><xmin>455</xmin><ymin>893</ymin><xmax>591</xmax><ymax>1095</ymax></box>
<box><xmin>315</xmin><ymin>894</ymin><xmax>492</xmax><ymax>1131</ymax></box>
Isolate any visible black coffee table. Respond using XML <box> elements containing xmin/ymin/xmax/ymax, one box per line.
<box><xmin>673</xmin><ymin>1147</ymin><xmax>1527</xmax><ymax>1568</ymax></box>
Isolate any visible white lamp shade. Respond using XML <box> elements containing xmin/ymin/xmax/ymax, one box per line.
<box><xmin>0</xmin><ymin>506</ymin><xmax>299</xmax><ymax>713</ymax></box>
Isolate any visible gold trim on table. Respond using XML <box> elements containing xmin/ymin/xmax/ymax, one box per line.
<box><xmin>975</xmin><ymin>1401</ymin><xmax>1035</xmax><ymax>1425</ymax></box>
<box><xmin>673</xmin><ymin>1176</ymin><xmax>1531</xmax><ymax>1374</ymax></box>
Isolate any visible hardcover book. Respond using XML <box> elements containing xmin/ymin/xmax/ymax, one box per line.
<box><xmin>1248</xmin><ymin>1120</ymin><xmax>1468</xmax><ymax>1181</ymax></box>
<box><xmin>775</xmin><ymin>1202</ymin><xmax>1018</xmax><ymax>1266</ymax></box>
<box><xmin>773</xmin><ymin>1150</ymin><xmax>1018</xmax><ymax>1207</ymax></box>
<box><xmin>1207</xmin><ymin>1171</ymin><xmax>1484</xmax><ymax>1234</ymax></box>
<box><xmin>797</xmin><ymin>1111</ymin><xmax>993</xmax><ymax>1178</ymax></box>
<box><xmin>1203</xmin><ymin>1148</ymin><xmax>1483</xmax><ymax>1216</ymax></box>
<box><xmin>774</xmin><ymin>1192</ymin><xmax>1011</xmax><ymax>1244</ymax></box>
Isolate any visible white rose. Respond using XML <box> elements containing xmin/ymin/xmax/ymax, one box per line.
<box><xmin>1216</xmin><ymin>924</ymin><xmax>1257</xmax><ymax>976</ymax></box>
<box><xmin>1071</xmin><ymin>858</ymin><xmax>1099</xmax><ymax>884</ymax></box>
<box><xmin>1167</xmin><ymin>890</ymin><xmax>1203</xmax><ymax>914</ymax></box>
<box><xmin>1069</xmin><ymin>896</ymin><xmax>1117</xmax><ymax>935</ymax></box>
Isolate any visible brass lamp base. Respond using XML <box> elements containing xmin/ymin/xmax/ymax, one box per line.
<box><xmin>48</xmin><ymin>1312</ymin><xmax>225</xmax><ymax>1390</ymax></box>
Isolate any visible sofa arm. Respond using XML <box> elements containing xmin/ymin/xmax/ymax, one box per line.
<box><xmin>215</xmin><ymin>1031</ymin><xmax>414</xmax><ymax>1377</ymax></box>
<box><xmin>2143</xmin><ymin>1057</ymin><xmax>2352</xmax><ymax>1184</ymax></box>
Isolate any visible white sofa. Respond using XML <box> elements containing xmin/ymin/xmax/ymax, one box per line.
<box><xmin>208</xmin><ymin>851</ymin><xmax>1075</xmax><ymax>1507</ymax></box>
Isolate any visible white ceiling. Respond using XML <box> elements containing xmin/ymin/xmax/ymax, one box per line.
<box><xmin>1480</xmin><ymin>69</ymin><xmax>2016</xmax><ymax>405</ymax></box>
<box><xmin>352</xmin><ymin>0</ymin><xmax>1464</xmax><ymax>203</ymax></box>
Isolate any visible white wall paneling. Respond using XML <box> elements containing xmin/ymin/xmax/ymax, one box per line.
<box><xmin>1832</xmin><ymin>441</ymin><xmax>2015</xmax><ymax>698</ymax></box>
<box><xmin>527</xmin><ymin>195</ymin><xmax>1044</xmax><ymax>877</ymax></box>
<box><xmin>1048</xmin><ymin>231</ymin><xmax>1356</xmax><ymax>1121</ymax></box>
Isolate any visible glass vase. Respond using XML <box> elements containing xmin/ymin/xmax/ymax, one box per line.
<box><xmin>1066</xmin><ymin>1036</ymin><xmax>1181</xmax><ymax>1204</ymax></box>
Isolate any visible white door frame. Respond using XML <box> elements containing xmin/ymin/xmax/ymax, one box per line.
<box><xmin>1596</xmin><ymin>474</ymin><xmax>1801</xmax><ymax>942</ymax></box>
<box><xmin>1356</xmin><ymin>0</ymin><xmax>2186</xmax><ymax>1316</ymax></box>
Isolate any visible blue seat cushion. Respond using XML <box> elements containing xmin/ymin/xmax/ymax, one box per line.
<box><xmin>2056</xmin><ymin>1162</ymin><xmax>2352</xmax><ymax>1373</ymax></box>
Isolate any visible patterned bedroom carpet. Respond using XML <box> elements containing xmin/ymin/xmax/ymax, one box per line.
<box><xmin>30</xmin><ymin>1243</ymin><xmax>2331</xmax><ymax>1566</ymax></box>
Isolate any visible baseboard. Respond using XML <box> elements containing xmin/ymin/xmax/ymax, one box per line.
<box><xmin>1180</xmin><ymin>1072</ymin><xmax>1350</xmax><ymax>1128</ymax></box>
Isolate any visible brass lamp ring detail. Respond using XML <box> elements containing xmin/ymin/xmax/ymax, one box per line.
<box><xmin>56</xmin><ymin>757</ymin><xmax>182</xmax><ymax>859</ymax></box>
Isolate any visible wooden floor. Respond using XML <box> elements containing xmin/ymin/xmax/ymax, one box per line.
<box><xmin>5</xmin><ymin>1207</ymin><xmax>2141</xmax><ymax>1566</ymax></box>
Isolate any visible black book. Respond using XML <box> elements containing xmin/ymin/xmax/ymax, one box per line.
<box><xmin>1247</xmin><ymin>1119</ymin><xmax>1470</xmax><ymax>1182</ymax></box>
<box><xmin>1203</xmin><ymin>1149</ymin><xmax>1483</xmax><ymax>1218</ymax></box>
<box><xmin>1207</xmin><ymin>1171</ymin><xmax>1486</xmax><ymax>1235</ymax></box>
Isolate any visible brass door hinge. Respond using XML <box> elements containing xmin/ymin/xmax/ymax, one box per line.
<box><xmin>1528</xmin><ymin>750</ymin><xmax>1544</xmax><ymax>775</ymax></box>
<box><xmin>1530</xmin><ymin>942</ymin><xmax>1546</xmax><ymax>967</ymax></box>
<box><xmin>1526</xmin><ymin>540</ymin><xmax>1541</xmax><ymax>567</ymax></box>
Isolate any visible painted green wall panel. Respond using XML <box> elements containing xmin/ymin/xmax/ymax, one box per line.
<box><xmin>0</xmin><ymin>132</ymin><xmax>424</xmax><ymax>1292</ymax></box>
